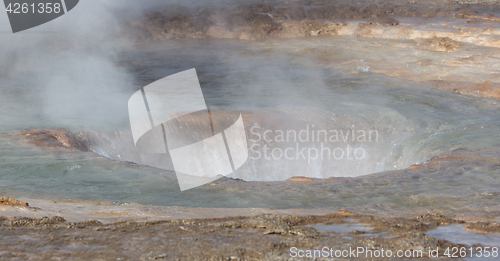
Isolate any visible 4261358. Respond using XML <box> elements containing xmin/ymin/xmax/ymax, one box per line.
<box><xmin>443</xmin><ymin>247</ymin><xmax>498</xmax><ymax>258</ymax></box>
<box><xmin>5</xmin><ymin>2</ymin><xmax>62</xmax><ymax>14</ymax></box>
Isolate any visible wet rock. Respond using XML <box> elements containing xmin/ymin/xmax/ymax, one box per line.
<box><xmin>363</xmin><ymin>17</ymin><xmax>400</xmax><ymax>26</ymax></box>
<box><xmin>9</xmin><ymin>216</ymin><xmax>66</xmax><ymax>227</ymax></box>
<box><xmin>454</xmin><ymin>10</ymin><xmax>479</xmax><ymax>19</ymax></box>
<box><xmin>336</xmin><ymin>209</ymin><xmax>358</xmax><ymax>215</ymax></box>
<box><xmin>465</xmin><ymin>222</ymin><xmax>500</xmax><ymax>234</ymax></box>
<box><xmin>0</xmin><ymin>197</ymin><xmax>29</xmax><ymax>207</ymax></box>
<box><xmin>15</xmin><ymin>128</ymin><xmax>90</xmax><ymax>152</ymax></box>
<box><xmin>408</xmin><ymin>164</ymin><xmax>424</xmax><ymax>169</ymax></box>
<box><xmin>356</xmin><ymin>17</ymin><xmax>400</xmax><ymax>37</ymax></box>
<box><xmin>0</xmin><ymin>211</ymin><xmax>473</xmax><ymax>260</ymax></box>
<box><xmin>418</xmin><ymin>37</ymin><xmax>461</xmax><ymax>52</ymax></box>
<box><xmin>280</xmin><ymin>19</ymin><xmax>341</xmax><ymax>38</ymax></box>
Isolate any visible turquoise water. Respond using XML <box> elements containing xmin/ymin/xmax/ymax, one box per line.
<box><xmin>1</xmin><ymin>38</ymin><xmax>500</xmax><ymax>207</ymax></box>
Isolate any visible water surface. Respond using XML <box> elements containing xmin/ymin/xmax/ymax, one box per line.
<box><xmin>1</xmin><ymin>38</ymin><xmax>500</xmax><ymax>209</ymax></box>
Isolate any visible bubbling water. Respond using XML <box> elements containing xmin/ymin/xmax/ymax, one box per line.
<box><xmin>42</xmin><ymin>42</ymin><xmax>487</xmax><ymax>182</ymax></box>
<box><xmin>3</xmin><ymin>38</ymin><xmax>500</xmax><ymax>183</ymax></box>
<box><xmin>67</xmin><ymin>39</ymin><xmax>499</xmax><ymax>182</ymax></box>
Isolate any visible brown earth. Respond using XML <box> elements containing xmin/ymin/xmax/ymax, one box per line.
<box><xmin>0</xmin><ymin>208</ymin><xmax>488</xmax><ymax>260</ymax></box>
<box><xmin>16</xmin><ymin>128</ymin><xmax>90</xmax><ymax>152</ymax></box>
<box><xmin>0</xmin><ymin>197</ymin><xmax>29</xmax><ymax>207</ymax></box>
<box><xmin>408</xmin><ymin>164</ymin><xmax>424</xmax><ymax>169</ymax></box>
<box><xmin>363</xmin><ymin>17</ymin><xmax>401</xmax><ymax>26</ymax></box>
<box><xmin>465</xmin><ymin>222</ymin><xmax>500</xmax><ymax>234</ymax></box>
<box><xmin>418</xmin><ymin>37</ymin><xmax>462</xmax><ymax>52</ymax></box>
<box><xmin>127</xmin><ymin>0</ymin><xmax>500</xmax><ymax>42</ymax></box>
<box><xmin>287</xmin><ymin>176</ymin><xmax>314</xmax><ymax>182</ymax></box>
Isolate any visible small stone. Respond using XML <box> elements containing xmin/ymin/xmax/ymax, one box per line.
<box><xmin>287</xmin><ymin>176</ymin><xmax>313</xmax><ymax>182</ymax></box>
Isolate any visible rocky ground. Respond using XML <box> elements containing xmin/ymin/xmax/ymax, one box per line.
<box><xmin>128</xmin><ymin>0</ymin><xmax>497</xmax><ymax>41</ymax></box>
<box><xmin>122</xmin><ymin>0</ymin><xmax>500</xmax><ymax>99</ymax></box>
<box><xmin>0</xmin><ymin>201</ymin><xmax>491</xmax><ymax>260</ymax></box>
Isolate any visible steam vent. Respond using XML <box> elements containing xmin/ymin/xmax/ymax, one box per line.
<box><xmin>2</xmin><ymin>0</ymin><xmax>500</xmax><ymax>259</ymax></box>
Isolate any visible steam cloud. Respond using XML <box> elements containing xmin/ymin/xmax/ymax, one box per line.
<box><xmin>0</xmin><ymin>0</ymin><xmax>182</xmax><ymax>131</ymax></box>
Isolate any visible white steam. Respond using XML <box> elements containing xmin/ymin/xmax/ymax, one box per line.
<box><xmin>0</xmin><ymin>0</ymin><xmax>176</xmax><ymax>130</ymax></box>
